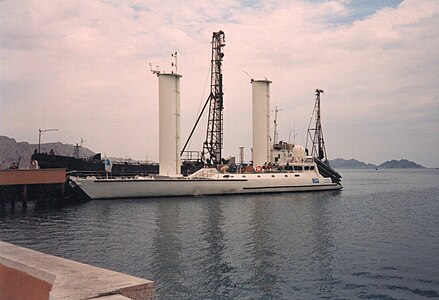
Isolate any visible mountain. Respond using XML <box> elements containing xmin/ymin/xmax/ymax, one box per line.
<box><xmin>329</xmin><ymin>158</ymin><xmax>425</xmax><ymax>169</ymax></box>
<box><xmin>1</xmin><ymin>136</ymin><xmax>427</xmax><ymax>170</ymax></box>
<box><xmin>377</xmin><ymin>159</ymin><xmax>425</xmax><ymax>169</ymax></box>
<box><xmin>0</xmin><ymin>136</ymin><xmax>95</xmax><ymax>169</ymax></box>
<box><xmin>329</xmin><ymin>158</ymin><xmax>376</xmax><ymax>169</ymax></box>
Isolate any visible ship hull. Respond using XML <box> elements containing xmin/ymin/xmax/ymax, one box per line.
<box><xmin>71</xmin><ymin>172</ymin><xmax>342</xmax><ymax>200</ymax></box>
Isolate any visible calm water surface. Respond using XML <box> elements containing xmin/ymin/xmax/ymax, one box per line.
<box><xmin>1</xmin><ymin>169</ymin><xmax>439</xmax><ymax>299</ymax></box>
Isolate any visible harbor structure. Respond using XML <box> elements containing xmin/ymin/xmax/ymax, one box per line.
<box><xmin>0</xmin><ymin>241</ymin><xmax>154</xmax><ymax>300</ymax></box>
<box><xmin>0</xmin><ymin>169</ymin><xmax>68</xmax><ymax>209</ymax></box>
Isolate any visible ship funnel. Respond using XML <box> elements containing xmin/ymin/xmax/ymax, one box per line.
<box><xmin>252</xmin><ymin>79</ymin><xmax>272</xmax><ymax>168</ymax></box>
<box><xmin>157</xmin><ymin>73</ymin><xmax>182</xmax><ymax>176</ymax></box>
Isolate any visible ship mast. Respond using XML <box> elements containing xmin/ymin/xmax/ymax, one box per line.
<box><xmin>202</xmin><ymin>31</ymin><xmax>226</xmax><ymax>165</ymax></box>
<box><xmin>307</xmin><ymin>89</ymin><xmax>327</xmax><ymax>161</ymax></box>
<box><xmin>272</xmin><ymin>106</ymin><xmax>282</xmax><ymax>145</ymax></box>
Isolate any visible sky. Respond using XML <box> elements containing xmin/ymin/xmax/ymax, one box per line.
<box><xmin>1</xmin><ymin>0</ymin><xmax>438</xmax><ymax>167</ymax></box>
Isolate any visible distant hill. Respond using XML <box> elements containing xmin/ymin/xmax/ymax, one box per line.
<box><xmin>329</xmin><ymin>158</ymin><xmax>376</xmax><ymax>169</ymax></box>
<box><xmin>0</xmin><ymin>136</ymin><xmax>95</xmax><ymax>169</ymax></box>
<box><xmin>1</xmin><ymin>136</ymin><xmax>427</xmax><ymax>170</ymax></box>
<box><xmin>377</xmin><ymin>159</ymin><xmax>425</xmax><ymax>169</ymax></box>
<box><xmin>330</xmin><ymin>158</ymin><xmax>425</xmax><ymax>169</ymax></box>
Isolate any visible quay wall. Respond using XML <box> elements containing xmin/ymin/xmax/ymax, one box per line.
<box><xmin>0</xmin><ymin>168</ymin><xmax>88</xmax><ymax>208</ymax></box>
<box><xmin>0</xmin><ymin>242</ymin><xmax>154</xmax><ymax>300</ymax></box>
<box><xmin>0</xmin><ymin>169</ymin><xmax>66</xmax><ymax>186</ymax></box>
<box><xmin>0</xmin><ymin>258</ymin><xmax>54</xmax><ymax>300</ymax></box>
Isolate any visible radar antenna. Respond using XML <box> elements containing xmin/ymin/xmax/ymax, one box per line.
<box><xmin>171</xmin><ymin>51</ymin><xmax>177</xmax><ymax>73</ymax></box>
<box><xmin>149</xmin><ymin>62</ymin><xmax>161</xmax><ymax>75</ymax></box>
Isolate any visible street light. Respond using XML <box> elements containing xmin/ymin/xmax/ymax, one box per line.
<box><xmin>38</xmin><ymin>128</ymin><xmax>58</xmax><ymax>153</ymax></box>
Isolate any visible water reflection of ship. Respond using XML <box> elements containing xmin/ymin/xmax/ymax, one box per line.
<box><xmin>308</xmin><ymin>193</ymin><xmax>336</xmax><ymax>295</ymax></box>
<box><xmin>151</xmin><ymin>200</ymin><xmax>186</xmax><ymax>298</ymax></box>
<box><xmin>199</xmin><ymin>198</ymin><xmax>234</xmax><ymax>297</ymax></box>
<box><xmin>248</xmin><ymin>198</ymin><xmax>281</xmax><ymax>298</ymax></box>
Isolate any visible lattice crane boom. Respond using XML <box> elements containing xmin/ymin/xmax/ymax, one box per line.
<box><xmin>203</xmin><ymin>31</ymin><xmax>226</xmax><ymax>165</ymax></box>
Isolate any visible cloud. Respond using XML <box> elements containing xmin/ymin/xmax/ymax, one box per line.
<box><xmin>1</xmin><ymin>0</ymin><xmax>438</xmax><ymax>166</ymax></box>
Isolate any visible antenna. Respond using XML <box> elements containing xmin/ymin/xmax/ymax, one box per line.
<box><xmin>171</xmin><ymin>51</ymin><xmax>177</xmax><ymax>74</ymax></box>
<box><xmin>288</xmin><ymin>128</ymin><xmax>298</xmax><ymax>145</ymax></box>
<box><xmin>239</xmin><ymin>146</ymin><xmax>244</xmax><ymax>164</ymax></box>
<box><xmin>241</xmin><ymin>69</ymin><xmax>253</xmax><ymax>81</ymax></box>
<box><xmin>38</xmin><ymin>128</ymin><xmax>58</xmax><ymax>153</ymax></box>
<box><xmin>272</xmin><ymin>106</ymin><xmax>282</xmax><ymax>145</ymax></box>
<box><xmin>149</xmin><ymin>62</ymin><xmax>161</xmax><ymax>75</ymax></box>
<box><xmin>289</xmin><ymin>101</ymin><xmax>298</xmax><ymax>145</ymax></box>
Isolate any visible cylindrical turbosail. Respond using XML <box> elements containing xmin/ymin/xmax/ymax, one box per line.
<box><xmin>252</xmin><ymin>79</ymin><xmax>272</xmax><ymax>168</ymax></box>
<box><xmin>158</xmin><ymin>73</ymin><xmax>182</xmax><ymax>176</ymax></box>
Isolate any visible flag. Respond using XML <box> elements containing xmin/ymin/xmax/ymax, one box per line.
<box><xmin>105</xmin><ymin>159</ymin><xmax>113</xmax><ymax>173</ymax></box>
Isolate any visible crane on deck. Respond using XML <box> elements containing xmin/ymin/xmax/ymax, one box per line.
<box><xmin>181</xmin><ymin>30</ymin><xmax>226</xmax><ymax>166</ymax></box>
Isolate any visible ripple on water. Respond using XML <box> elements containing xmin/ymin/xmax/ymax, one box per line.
<box><xmin>1</xmin><ymin>169</ymin><xmax>439</xmax><ymax>299</ymax></box>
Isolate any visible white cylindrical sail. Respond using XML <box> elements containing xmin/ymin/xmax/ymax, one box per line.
<box><xmin>252</xmin><ymin>79</ymin><xmax>272</xmax><ymax>168</ymax></box>
<box><xmin>158</xmin><ymin>73</ymin><xmax>182</xmax><ymax>176</ymax></box>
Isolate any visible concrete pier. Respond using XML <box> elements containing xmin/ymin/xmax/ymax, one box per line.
<box><xmin>0</xmin><ymin>242</ymin><xmax>154</xmax><ymax>300</ymax></box>
<box><xmin>0</xmin><ymin>169</ymin><xmax>77</xmax><ymax>209</ymax></box>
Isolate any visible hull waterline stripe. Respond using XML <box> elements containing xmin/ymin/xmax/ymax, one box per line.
<box><xmin>243</xmin><ymin>184</ymin><xmax>341</xmax><ymax>190</ymax></box>
<box><xmin>92</xmin><ymin>178</ymin><xmax>249</xmax><ymax>183</ymax></box>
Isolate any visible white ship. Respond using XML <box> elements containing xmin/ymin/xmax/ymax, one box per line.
<box><xmin>70</xmin><ymin>31</ymin><xmax>342</xmax><ymax>200</ymax></box>
<box><xmin>71</xmin><ymin>147</ymin><xmax>341</xmax><ymax>199</ymax></box>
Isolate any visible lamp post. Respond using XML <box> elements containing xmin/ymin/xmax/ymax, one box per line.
<box><xmin>38</xmin><ymin>128</ymin><xmax>58</xmax><ymax>153</ymax></box>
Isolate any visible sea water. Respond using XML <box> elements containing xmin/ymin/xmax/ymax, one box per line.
<box><xmin>1</xmin><ymin>169</ymin><xmax>438</xmax><ymax>299</ymax></box>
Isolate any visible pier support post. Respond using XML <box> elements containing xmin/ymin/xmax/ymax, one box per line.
<box><xmin>22</xmin><ymin>185</ymin><xmax>28</xmax><ymax>209</ymax></box>
<box><xmin>61</xmin><ymin>183</ymin><xmax>65</xmax><ymax>200</ymax></box>
<box><xmin>0</xmin><ymin>186</ymin><xmax>4</xmax><ymax>211</ymax></box>
<box><xmin>10</xmin><ymin>194</ymin><xmax>16</xmax><ymax>212</ymax></box>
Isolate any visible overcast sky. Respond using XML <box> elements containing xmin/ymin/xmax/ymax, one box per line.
<box><xmin>1</xmin><ymin>0</ymin><xmax>438</xmax><ymax>167</ymax></box>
